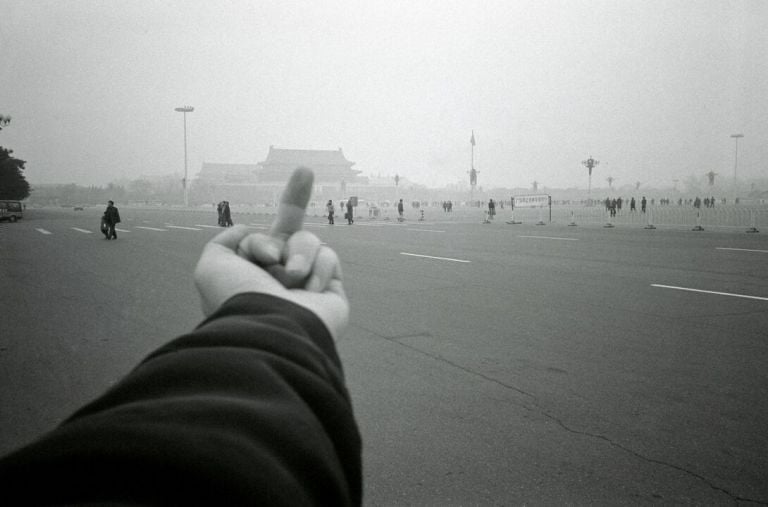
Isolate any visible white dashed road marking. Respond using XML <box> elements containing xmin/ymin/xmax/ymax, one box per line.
<box><xmin>518</xmin><ymin>235</ymin><xmax>578</xmax><ymax>241</ymax></box>
<box><xmin>36</xmin><ymin>228</ymin><xmax>52</xmax><ymax>235</ymax></box>
<box><xmin>716</xmin><ymin>247</ymin><xmax>768</xmax><ymax>254</ymax></box>
<box><xmin>167</xmin><ymin>225</ymin><xmax>202</xmax><ymax>231</ymax></box>
<box><xmin>407</xmin><ymin>228</ymin><xmax>445</xmax><ymax>233</ymax></box>
<box><xmin>115</xmin><ymin>228</ymin><xmax>130</xmax><ymax>233</ymax></box>
<box><xmin>651</xmin><ymin>284</ymin><xmax>768</xmax><ymax>302</ymax></box>
<box><xmin>71</xmin><ymin>227</ymin><xmax>93</xmax><ymax>234</ymax></box>
<box><xmin>134</xmin><ymin>226</ymin><xmax>168</xmax><ymax>232</ymax></box>
<box><xmin>400</xmin><ymin>252</ymin><xmax>470</xmax><ymax>263</ymax></box>
<box><xmin>195</xmin><ymin>224</ymin><xmax>223</xmax><ymax>229</ymax></box>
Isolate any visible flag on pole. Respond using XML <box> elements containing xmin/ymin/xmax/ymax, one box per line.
<box><xmin>470</xmin><ymin>130</ymin><xmax>476</xmax><ymax>146</ymax></box>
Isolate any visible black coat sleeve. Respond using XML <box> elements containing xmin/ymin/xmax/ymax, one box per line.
<box><xmin>0</xmin><ymin>293</ymin><xmax>362</xmax><ymax>506</ymax></box>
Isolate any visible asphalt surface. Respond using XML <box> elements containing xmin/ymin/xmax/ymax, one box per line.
<box><xmin>1</xmin><ymin>206</ymin><xmax>767</xmax><ymax>505</ymax></box>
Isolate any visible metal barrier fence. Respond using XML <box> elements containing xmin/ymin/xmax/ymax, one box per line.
<box><xmin>503</xmin><ymin>205</ymin><xmax>766</xmax><ymax>232</ymax></box>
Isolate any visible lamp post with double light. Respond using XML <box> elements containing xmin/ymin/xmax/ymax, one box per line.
<box><xmin>175</xmin><ymin>106</ymin><xmax>194</xmax><ymax>207</ymax></box>
<box><xmin>582</xmin><ymin>156</ymin><xmax>599</xmax><ymax>204</ymax></box>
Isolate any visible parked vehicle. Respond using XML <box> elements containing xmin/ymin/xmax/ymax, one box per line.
<box><xmin>0</xmin><ymin>200</ymin><xmax>23</xmax><ymax>222</ymax></box>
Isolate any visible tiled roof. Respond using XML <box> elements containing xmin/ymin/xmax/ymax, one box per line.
<box><xmin>261</xmin><ymin>147</ymin><xmax>354</xmax><ymax>166</ymax></box>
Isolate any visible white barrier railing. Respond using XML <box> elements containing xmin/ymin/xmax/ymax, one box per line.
<box><xmin>504</xmin><ymin>205</ymin><xmax>765</xmax><ymax>232</ymax></box>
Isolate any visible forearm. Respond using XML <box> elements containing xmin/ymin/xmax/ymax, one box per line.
<box><xmin>0</xmin><ymin>293</ymin><xmax>361</xmax><ymax>506</ymax></box>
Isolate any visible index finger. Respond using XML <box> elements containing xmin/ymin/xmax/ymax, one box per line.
<box><xmin>269</xmin><ymin>166</ymin><xmax>314</xmax><ymax>240</ymax></box>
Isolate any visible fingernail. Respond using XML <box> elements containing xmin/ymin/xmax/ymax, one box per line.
<box><xmin>285</xmin><ymin>254</ymin><xmax>309</xmax><ymax>275</ymax></box>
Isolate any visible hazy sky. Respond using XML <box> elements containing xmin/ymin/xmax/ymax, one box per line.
<box><xmin>1</xmin><ymin>0</ymin><xmax>766</xmax><ymax>190</ymax></box>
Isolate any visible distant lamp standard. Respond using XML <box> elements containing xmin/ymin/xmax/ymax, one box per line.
<box><xmin>581</xmin><ymin>156</ymin><xmax>599</xmax><ymax>200</ymax></box>
<box><xmin>730</xmin><ymin>133</ymin><xmax>744</xmax><ymax>199</ymax></box>
<box><xmin>175</xmin><ymin>106</ymin><xmax>194</xmax><ymax>207</ymax></box>
<box><xmin>469</xmin><ymin>131</ymin><xmax>478</xmax><ymax>200</ymax></box>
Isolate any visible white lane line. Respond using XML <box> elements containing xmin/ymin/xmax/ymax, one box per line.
<box><xmin>303</xmin><ymin>223</ymin><xmax>328</xmax><ymax>228</ymax></box>
<box><xmin>134</xmin><ymin>226</ymin><xmax>168</xmax><ymax>232</ymax></box>
<box><xmin>400</xmin><ymin>252</ymin><xmax>470</xmax><ymax>263</ymax></box>
<box><xmin>115</xmin><ymin>228</ymin><xmax>130</xmax><ymax>233</ymax></box>
<box><xmin>651</xmin><ymin>284</ymin><xmax>768</xmax><ymax>302</ymax></box>
<box><xmin>71</xmin><ymin>227</ymin><xmax>93</xmax><ymax>234</ymax></box>
<box><xmin>36</xmin><ymin>228</ymin><xmax>52</xmax><ymax>235</ymax></box>
<box><xmin>518</xmin><ymin>235</ymin><xmax>578</xmax><ymax>241</ymax></box>
<box><xmin>407</xmin><ymin>228</ymin><xmax>445</xmax><ymax>233</ymax></box>
<box><xmin>167</xmin><ymin>225</ymin><xmax>202</xmax><ymax>231</ymax></box>
<box><xmin>195</xmin><ymin>224</ymin><xmax>223</xmax><ymax>229</ymax></box>
<box><xmin>716</xmin><ymin>247</ymin><xmax>768</xmax><ymax>254</ymax></box>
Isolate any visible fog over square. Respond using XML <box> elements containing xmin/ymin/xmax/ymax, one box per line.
<box><xmin>1</xmin><ymin>0</ymin><xmax>765</xmax><ymax>191</ymax></box>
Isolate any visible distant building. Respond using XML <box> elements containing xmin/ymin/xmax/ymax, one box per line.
<box><xmin>195</xmin><ymin>163</ymin><xmax>260</xmax><ymax>184</ymax></box>
<box><xmin>257</xmin><ymin>146</ymin><xmax>366</xmax><ymax>185</ymax></box>
<box><xmin>192</xmin><ymin>148</ymin><xmax>373</xmax><ymax>205</ymax></box>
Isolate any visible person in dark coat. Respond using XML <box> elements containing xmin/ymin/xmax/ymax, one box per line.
<box><xmin>223</xmin><ymin>201</ymin><xmax>233</xmax><ymax>227</ymax></box>
<box><xmin>102</xmin><ymin>200</ymin><xmax>121</xmax><ymax>240</ymax></box>
<box><xmin>641</xmin><ymin>196</ymin><xmax>647</xmax><ymax>213</ymax></box>
<box><xmin>327</xmin><ymin>199</ymin><xmax>335</xmax><ymax>224</ymax></box>
<box><xmin>488</xmin><ymin>198</ymin><xmax>496</xmax><ymax>218</ymax></box>
<box><xmin>0</xmin><ymin>168</ymin><xmax>362</xmax><ymax>506</ymax></box>
<box><xmin>346</xmin><ymin>199</ymin><xmax>354</xmax><ymax>225</ymax></box>
<box><xmin>217</xmin><ymin>201</ymin><xmax>224</xmax><ymax>226</ymax></box>
<box><xmin>397</xmin><ymin>199</ymin><xmax>404</xmax><ymax>221</ymax></box>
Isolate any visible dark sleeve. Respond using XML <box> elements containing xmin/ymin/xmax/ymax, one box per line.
<box><xmin>0</xmin><ymin>293</ymin><xmax>362</xmax><ymax>506</ymax></box>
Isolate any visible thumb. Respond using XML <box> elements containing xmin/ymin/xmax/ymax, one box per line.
<box><xmin>270</xmin><ymin>166</ymin><xmax>314</xmax><ymax>241</ymax></box>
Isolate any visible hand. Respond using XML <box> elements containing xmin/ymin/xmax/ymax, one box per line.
<box><xmin>194</xmin><ymin>168</ymin><xmax>349</xmax><ymax>340</ymax></box>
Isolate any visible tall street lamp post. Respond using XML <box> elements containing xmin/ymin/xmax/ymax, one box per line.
<box><xmin>581</xmin><ymin>156</ymin><xmax>599</xmax><ymax>202</ymax></box>
<box><xmin>175</xmin><ymin>106</ymin><xmax>194</xmax><ymax>207</ymax></box>
<box><xmin>730</xmin><ymin>133</ymin><xmax>743</xmax><ymax>201</ymax></box>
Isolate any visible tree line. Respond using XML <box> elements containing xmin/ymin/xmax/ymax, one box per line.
<box><xmin>0</xmin><ymin>115</ymin><xmax>31</xmax><ymax>200</ymax></box>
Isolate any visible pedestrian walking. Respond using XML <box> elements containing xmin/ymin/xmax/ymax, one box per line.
<box><xmin>346</xmin><ymin>199</ymin><xmax>354</xmax><ymax>225</ymax></box>
<box><xmin>641</xmin><ymin>196</ymin><xmax>647</xmax><ymax>213</ymax></box>
<box><xmin>102</xmin><ymin>200</ymin><xmax>121</xmax><ymax>240</ymax></box>
<box><xmin>223</xmin><ymin>201</ymin><xmax>233</xmax><ymax>227</ymax></box>
<box><xmin>326</xmin><ymin>199</ymin><xmax>335</xmax><ymax>225</ymax></box>
<box><xmin>217</xmin><ymin>201</ymin><xmax>225</xmax><ymax>226</ymax></box>
<box><xmin>397</xmin><ymin>199</ymin><xmax>404</xmax><ymax>221</ymax></box>
<box><xmin>488</xmin><ymin>198</ymin><xmax>496</xmax><ymax>219</ymax></box>
<box><xmin>630</xmin><ymin>197</ymin><xmax>636</xmax><ymax>212</ymax></box>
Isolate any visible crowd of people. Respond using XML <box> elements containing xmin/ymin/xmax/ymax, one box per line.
<box><xmin>600</xmin><ymin>195</ymin><xmax>726</xmax><ymax>216</ymax></box>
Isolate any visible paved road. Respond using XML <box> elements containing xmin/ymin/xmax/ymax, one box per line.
<box><xmin>2</xmin><ymin>207</ymin><xmax>767</xmax><ymax>505</ymax></box>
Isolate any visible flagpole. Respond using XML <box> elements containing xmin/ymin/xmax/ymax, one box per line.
<box><xmin>470</xmin><ymin>130</ymin><xmax>476</xmax><ymax>202</ymax></box>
